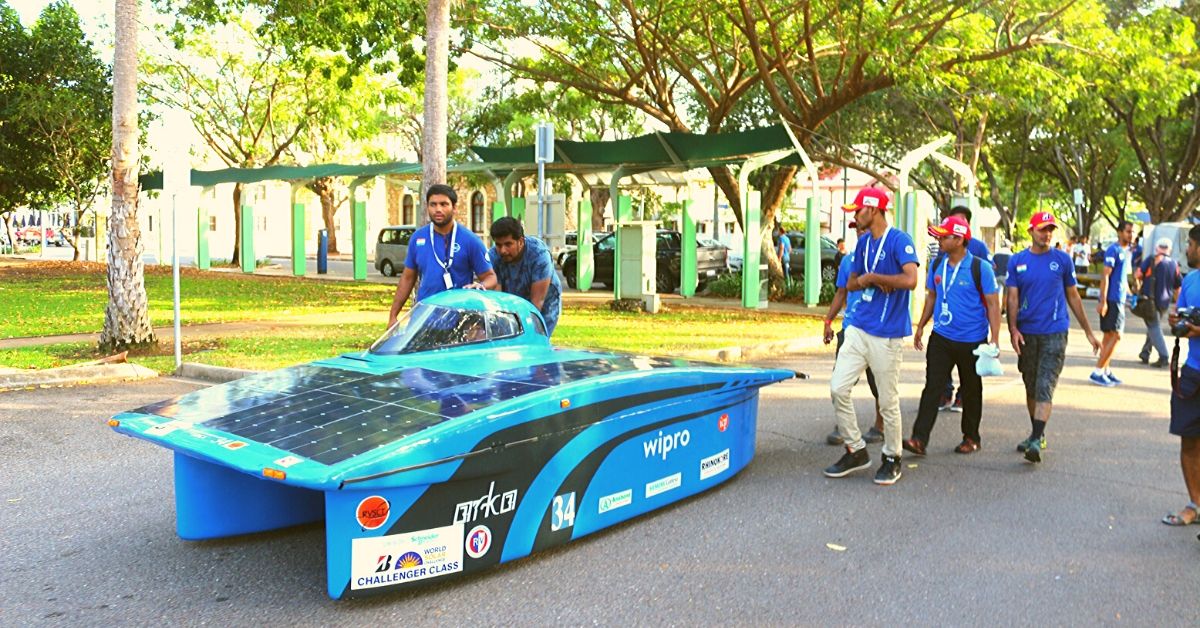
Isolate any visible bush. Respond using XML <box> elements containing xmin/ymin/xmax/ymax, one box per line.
<box><xmin>705</xmin><ymin>272</ymin><xmax>741</xmax><ymax>298</ymax></box>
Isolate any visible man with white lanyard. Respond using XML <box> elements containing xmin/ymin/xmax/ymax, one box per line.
<box><xmin>388</xmin><ymin>184</ymin><xmax>497</xmax><ymax>327</ymax></box>
<box><xmin>903</xmin><ymin>216</ymin><xmax>1001</xmax><ymax>458</ymax></box>
<box><xmin>824</xmin><ymin>187</ymin><xmax>919</xmax><ymax>486</ymax></box>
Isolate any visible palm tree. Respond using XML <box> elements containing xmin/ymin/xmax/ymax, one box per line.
<box><xmin>100</xmin><ymin>0</ymin><xmax>154</xmax><ymax>352</ymax></box>
<box><xmin>420</xmin><ymin>0</ymin><xmax>449</xmax><ymax>225</ymax></box>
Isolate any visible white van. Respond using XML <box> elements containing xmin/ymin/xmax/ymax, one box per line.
<box><xmin>1147</xmin><ymin>222</ymin><xmax>1195</xmax><ymax>275</ymax></box>
<box><xmin>375</xmin><ymin>226</ymin><xmax>417</xmax><ymax>277</ymax></box>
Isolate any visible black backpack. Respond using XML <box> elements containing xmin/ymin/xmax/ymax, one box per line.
<box><xmin>930</xmin><ymin>252</ymin><xmax>985</xmax><ymax>305</ymax></box>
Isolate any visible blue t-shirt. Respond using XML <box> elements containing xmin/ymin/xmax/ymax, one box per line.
<box><xmin>404</xmin><ymin>223</ymin><xmax>493</xmax><ymax>303</ymax></box>
<box><xmin>488</xmin><ymin>236</ymin><xmax>562</xmax><ymax>335</ymax></box>
<box><xmin>1179</xmin><ymin>271</ymin><xmax>1200</xmax><ymax>371</ymax></box>
<box><xmin>835</xmin><ymin>251</ymin><xmax>859</xmax><ymax>329</ymax></box>
<box><xmin>851</xmin><ymin>227</ymin><xmax>920</xmax><ymax>338</ymax></box>
<box><xmin>1005</xmin><ymin>248</ymin><xmax>1077</xmax><ymax>335</ymax></box>
<box><xmin>1140</xmin><ymin>254</ymin><xmax>1182</xmax><ymax>310</ymax></box>
<box><xmin>926</xmin><ymin>252</ymin><xmax>998</xmax><ymax>343</ymax></box>
<box><xmin>778</xmin><ymin>235</ymin><xmax>792</xmax><ymax>260</ymax></box>
<box><xmin>1103</xmin><ymin>243</ymin><xmax>1131</xmax><ymax>303</ymax></box>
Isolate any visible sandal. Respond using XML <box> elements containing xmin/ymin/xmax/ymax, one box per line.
<box><xmin>1161</xmin><ymin>503</ymin><xmax>1200</xmax><ymax>526</ymax></box>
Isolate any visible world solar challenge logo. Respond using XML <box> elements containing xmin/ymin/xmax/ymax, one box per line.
<box><xmin>351</xmin><ymin>524</ymin><xmax>464</xmax><ymax>590</ymax></box>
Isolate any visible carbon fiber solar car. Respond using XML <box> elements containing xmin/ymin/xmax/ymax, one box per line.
<box><xmin>108</xmin><ymin>289</ymin><xmax>793</xmax><ymax>599</ymax></box>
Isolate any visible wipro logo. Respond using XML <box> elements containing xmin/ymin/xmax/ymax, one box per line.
<box><xmin>643</xmin><ymin>429</ymin><xmax>690</xmax><ymax>460</ymax></box>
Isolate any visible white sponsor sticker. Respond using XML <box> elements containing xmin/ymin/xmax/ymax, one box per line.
<box><xmin>350</xmin><ymin>524</ymin><xmax>464</xmax><ymax>590</ymax></box>
<box><xmin>144</xmin><ymin>420</ymin><xmax>188</xmax><ymax>436</ymax></box>
<box><xmin>645</xmin><ymin>472</ymin><xmax>681</xmax><ymax>498</ymax></box>
<box><xmin>699</xmin><ymin>449</ymin><xmax>731</xmax><ymax>480</ymax></box>
<box><xmin>273</xmin><ymin>455</ymin><xmax>303</xmax><ymax>468</ymax></box>
<box><xmin>598</xmin><ymin>489</ymin><xmax>633</xmax><ymax>514</ymax></box>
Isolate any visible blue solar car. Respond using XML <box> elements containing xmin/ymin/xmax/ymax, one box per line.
<box><xmin>109</xmin><ymin>290</ymin><xmax>792</xmax><ymax>598</ymax></box>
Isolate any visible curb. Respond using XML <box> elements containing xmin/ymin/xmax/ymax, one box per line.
<box><xmin>0</xmin><ymin>362</ymin><xmax>159</xmax><ymax>392</ymax></box>
<box><xmin>175</xmin><ymin>362</ymin><xmax>253</xmax><ymax>384</ymax></box>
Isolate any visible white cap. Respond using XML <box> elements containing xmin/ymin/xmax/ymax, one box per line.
<box><xmin>1156</xmin><ymin>237</ymin><xmax>1172</xmax><ymax>252</ymax></box>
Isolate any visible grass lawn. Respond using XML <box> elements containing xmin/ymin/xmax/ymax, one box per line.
<box><xmin>0</xmin><ymin>260</ymin><xmax>824</xmax><ymax>373</ymax></box>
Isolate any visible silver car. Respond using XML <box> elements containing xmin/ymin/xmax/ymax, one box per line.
<box><xmin>375</xmin><ymin>226</ymin><xmax>417</xmax><ymax>277</ymax></box>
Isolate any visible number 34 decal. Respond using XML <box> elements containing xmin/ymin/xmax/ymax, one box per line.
<box><xmin>551</xmin><ymin>492</ymin><xmax>576</xmax><ymax>532</ymax></box>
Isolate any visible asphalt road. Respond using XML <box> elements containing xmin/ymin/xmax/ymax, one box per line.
<box><xmin>3</xmin><ymin>316</ymin><xmax>1199</xmax><ymax>625</ymax></box>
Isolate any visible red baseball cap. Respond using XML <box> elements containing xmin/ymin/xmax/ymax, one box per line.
<box><xmin>928</xmin><ymin>215</ymin><xmax>971</xmax><ymax>240</ymax></box>
<box><xmin>842</xmin><ymin>188</ymin><xmax>889</xmax><ymax>212</ymax></box>
<box><xmin>1029</xmin><ymin>211</ymin><xmax>1057</xmax><ymax>231</ymax></box>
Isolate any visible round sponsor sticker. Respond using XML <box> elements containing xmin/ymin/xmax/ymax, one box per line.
<box><xmin>356</xmin><ymin>495</ymin><xmax>390</xmax><ymax>530</ymax></box>
<box><xmin>465</xmin><ymin>524</ymin><xmax>492</xmax><ymax>559</ymax></box>
<box><xmin>717</xmin><ymin>413</ymin><xmax>729</xmax><ymax>432</ymax></box>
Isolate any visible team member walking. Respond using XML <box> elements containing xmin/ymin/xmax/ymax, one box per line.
<box><xmin>1162</xmin><ymin>225</ymin><xmax>1200</xmax><ymax>528</ymax></box>
<box><xmin>938</xmin><ymin>205</ymin><xmax>995</xmax><ymax>412</ymax></box>
<box><xmin>1092</xmin><ymin>220</ymin><xmax>1135</xmax><ymax>386</ymax></box>
<box><xmin>488</xmin><ymin>217</ymin><xmax>563</xmax><ymax>335</ymax></box>
<box><xmin>822</xmin><ymin>220</ymin><xmax>883</xmax><ymax>446</ymax></box>
<box><xmin>388</xmin><ymin>184</ymin><xmax>496</xmax><ymax>327</ymax></box>
<box><xmin>824</xmin><ymin>188</ymin><xmax>919</xmax><ymax>486</ymax></box>
<box><xmin>904</xmin><ymin>216</ymin><xmax>1000</xmax><ymax>456</ymax></box>
<box><xmin>1136</xmin><ymin>238</ymin><xmax>1182</xmax><ymax>368</ymax></box>
<box><xmin>1005</xmin><ymin>212</ymin><xmax>1101</xmax><ymax>463</ymax></box>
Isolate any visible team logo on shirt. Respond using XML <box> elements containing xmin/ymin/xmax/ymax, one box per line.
<box><xmin>1050</xmin><ymin>262</ymin><xmax>1059</xmax><ymax>271</ymax></box>
<box><xmin>1016</xmin><ymin>264</ymin><xmax>1027</xmax><ymax>273</ymax></box>
<box><xmin>905</xmin><ymin>245</ymin><xmax>915</xmax><ymax>255</ymax></box>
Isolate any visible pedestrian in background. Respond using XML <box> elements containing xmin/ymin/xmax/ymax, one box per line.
<box><xmin>1162</xmin><ymin>224</ymin><xmax>1200</xmax><ymax>528</ymax></box>
<box><xmin>1092</xmin><ymin>220</ymin><xmax>1135</xmax><ymax>386</ymax></box>
<box><xmin>1005</xmin><ymin>212</ymin><xmax>1100</xmax><ymax>463</ymax></box>
<box><xmin>1135</xmin><ymin>238</ymin><xmax>1182</xmax><ymax>368</ymax></box>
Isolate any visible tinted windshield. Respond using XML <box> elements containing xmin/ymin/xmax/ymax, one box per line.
<box><xmin>369</xmin><ymin>303</ymin><xmax>521</xmax><ymax>354</ymax></box>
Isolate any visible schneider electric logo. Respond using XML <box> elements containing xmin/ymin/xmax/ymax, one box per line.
<box><xmin>643</xmin><ymin>429</ymin><xmax>690</xmax><ymax>460</ymax></box>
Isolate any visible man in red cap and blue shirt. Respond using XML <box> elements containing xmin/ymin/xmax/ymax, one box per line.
<box><xmin>824</xmin><ymin>187</ymin><xmax>919</xmax><ymax>485</ymax></box>
<box><xmin>903</xmin><ymin>216</ymin><xmax>1001</xmax><ymax>457</ymax></box>
<box><xmin>1005</xmin><ymin>211</ymin><xmax>1100</xmax><ymax>463</ymax></box>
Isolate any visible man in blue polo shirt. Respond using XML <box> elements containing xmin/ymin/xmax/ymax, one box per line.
<box><xmin>821</xmin><ymin>220</ymin><xmax>883</xmax><ymax>446</ymax></box>
<box><xmin>488</xmin><ymin>216</ymin><xmax>562</xmax><ymax>335</ymax></box>
<box><xmin>939</xmin><ymin>205</ymin><xmax>995</xmax><ymax>412</ymax></box>
<box><xmin>387</xmin><ymin>184</ymin><xmax>496</xmax><ymax>327</ymax></box>
<box><xmin>824</xmin><ymin>187</ymin><xmax>919</xmax><ymax>486</ymax></box>
<box><xmin>903</xmin><ymin>216</ymin><xmax>1000</xmax><ymax>458</ymax></box>
<box><xmin>1162</xmin><ymin>224</ymin><xmax>1200</xmax><ymax>528</ymax></box>
<box><xmin>1006</xmin><ymin>211</ymin><xmax>1100</xmax><ymax>463</ymax></box>
<box><xmin>1092</xmin><ymin>220</ymin><xmax>1135</xmax><ymax>386</ymax></box>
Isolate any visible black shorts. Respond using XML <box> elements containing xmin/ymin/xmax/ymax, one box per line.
<box><xmin>1100</xmin><ymin>300</ymin><xmax>1125</xmax><ymax>333</ymax></box>
<box><xmin>1017</xmin><ymin>332</ymin><xmax>1068</xmax><ymax>402</ymax></box>
<box><xmin>1170</xmin><ymin>365</ymin><xmax>1200</xmax><ymax>438</ymax></box>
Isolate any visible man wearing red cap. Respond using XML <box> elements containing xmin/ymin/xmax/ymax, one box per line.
<box><xmin>903</xmin><ymin>216</ymin><xmax>1000</xmax><ymax>457</ymax></box>
<box><xmin>824</xmin><ymin>187</ymin><xmax>919</xmax><ymax>486</ymax></box>
<box><xmin>1005</xmin><ymin>211</ymin><xmax>1100</xmax><ymax>463</ymax></box>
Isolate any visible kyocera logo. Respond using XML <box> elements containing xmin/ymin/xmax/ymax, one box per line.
<box><xmin>643</xmin><ymin>429</ymin><xmax>690</xmax><ymax>460</ymax></box>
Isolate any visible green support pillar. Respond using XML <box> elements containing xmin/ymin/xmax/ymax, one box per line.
<box><xmin>240</xmin><ymin>204</ymin><xmax>255</xmax><ymax>273</ymax></box>
<box><xmin>512</xmin><ymin>197</ymin><xmax>526</xmax><ymax>223</ymax></box>
<box><xmin>492</xmin><ymin>201</ymin><xmax>507</xmax><ymax>221</ymax></box>
<box><xmin>291</xmin><ymin>202</ymin><xmax>306</xmax><ymax>276</ymax></box>
<box><xmin>613</xmin><ymin>195</ymin><xmax>632</xmax><ymax>300</ymax></box>
<box><xmin>804</xmin><ymin>197</ymin><xmax>821</xmax><ymax>306</ymax></box>
<box><xmin>576</xmin><ymin>200</ymin><xmax>594</xmax><ymax>291</ymax></box>
<box><xmin>680</xmin><ymin>200</ymin><xmax>697</xmax><ymax>297</ymax></box>
<box><xmin>352</xmin><ymin>200</ymin><xmax>367</xmax><ymax>281</ymax></box>
<box><xmin>741</xmin><ymin>192</ymin><xmax>762</xmax><ymax>308</ymax></box>
<box><xmin>196</xmin><ymin>203</ymin><xmax>210</xmax><ymax>270</ymax></box>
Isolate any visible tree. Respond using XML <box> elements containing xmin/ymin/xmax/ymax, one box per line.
<box><xmin>0</xmin><ymin>1</ymin><xmax>49</xmax><ymax>248</ymax></box>
<box><xmin>423</xmin><ymin>0</ymin><xmax>450</xmax><ymax>213</ymax></box>
<box><xmin>101</xmin><ymin>0</ymin><xmax>155</xmax><ymax>352</ymax></box>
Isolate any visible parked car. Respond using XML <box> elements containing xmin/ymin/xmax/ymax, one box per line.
<box><xmin>560</xmin><ymin>230</ymin><xmax>728</xmax><ymax>293</ymax></box>
<box><xmin>782</xmin><ymin>232</ymin><xmax>839</xmax><ymax>282</ymax></box>
<box><xmin>555</xmin><ymin>230</ymin><xmax>606</xmax><ymax>267</ymax></box>
<box><xmin>374</xmin><ymin>225</ymin><xmax>417</xmax><ymax>277</ymax></box>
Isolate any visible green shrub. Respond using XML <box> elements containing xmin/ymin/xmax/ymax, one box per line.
<box><xmin>705</xmin><ymin>273</ymin><xmax>741</xmax><ymax>298</ymax></box>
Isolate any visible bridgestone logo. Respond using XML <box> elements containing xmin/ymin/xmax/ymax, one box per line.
<box><xmin>597</xmin><ymin>489</ymin><xmax>632</xmax><ymax>514</ymax></box>
<box><xmin>699</xmin><ymin>449</ymin><xmax>730</xmax><ymax>480</ymax></box>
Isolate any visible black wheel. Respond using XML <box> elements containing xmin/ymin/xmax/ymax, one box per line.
<box><xmin>563</xmin><ymin>261</ymin><xmax>577</xmax><ymax>289</ymax></box>
<box><xmin>821</xmin><ymin>263</ymin><xmax>837</xmax><ymax>283</ymax></box>
<box><xmin>380</xmin><ymin>259</ymin><xmax>395</xmax><ymax>277</ymax></box>
<box><xmin>656</xmin><ymin>267</ymin><xmax>676</xmax><ymax>294</ymax></box>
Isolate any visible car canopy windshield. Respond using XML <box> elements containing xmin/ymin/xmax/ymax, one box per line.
<box><xmin>369</xmin><ymin>302</ymin><xmax>521</xmax><ymax>354</ymax></box>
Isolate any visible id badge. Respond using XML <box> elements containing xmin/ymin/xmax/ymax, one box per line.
<box><xmin>861</xmin><ymin>287</ymin><xmax>876</xmax><ymax>303</ymax></box>
<box><xmin>443</xmin><ymin>272</ymin><xmax>453</xmax><ymax>289</ymax></box>
<box><xmin>940</xmin><ymin>302</ymin><xmax>950</xmax><ymax>316</ymax></box>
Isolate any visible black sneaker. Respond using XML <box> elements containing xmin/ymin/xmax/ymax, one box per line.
<box><xmin>826</xmin><ymin>429</ymin><xmax>845</xmax><ymax>446</ymax></box>
<box><xmin>874</xmin><ymin>454</ymin><xmax>902</xmax><ymax>485</ymax></box>
<box><xmin>823</xmin><ymin>447</ymin><xmax>871</xmax><ymax>478</ymax></box>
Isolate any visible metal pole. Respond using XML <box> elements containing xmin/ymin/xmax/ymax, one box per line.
<box><xmin>537</xmin><ymin>158</ymin><xmax>545</xmax><ymax>238</ymax></box>
<box><xmin>841</xmin><ymin>168</ymin><xmax>848</xmax><ymax>242</ymax></box>
<box><xmin>172</xmin><ymin>192</ymin><xmax>182</xmax><ymax>370</ymax></box>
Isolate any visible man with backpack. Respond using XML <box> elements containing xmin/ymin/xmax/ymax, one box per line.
<box><xmin>1135</xmin><ymin>238</ymin><xmax>1182</xmax><ymax>368</ymax></box>
<box><xmin>937</xmin><ymin>205</ymin><xmax>995</xmax><ymax>412</ymax></box>
<box><xmin>903</xmin><ymin>216</ymin><xmax>1001</xmax><ymax>457</ymax></box>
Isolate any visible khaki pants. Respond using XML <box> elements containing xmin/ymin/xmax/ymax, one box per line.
<box><xmin>830</xmin><ymin>326</ymin><xmax>904</xmax><ymax>456</ymax></box>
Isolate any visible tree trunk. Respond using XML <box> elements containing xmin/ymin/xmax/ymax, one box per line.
<box><xmin>421</xmin><ymin>0</ymin><xmax>449</xmax><ymax>223</ymax></box>
<box><xmin>2</xmin><ymin>214</ymin><xmax>14</xmax><ymax>253</ymax></box>
<box><xmin>308</xmin><ymin>177</ymin><xmax>341</xmax><ymax>254</ymax></box>
<box><xmin>231</xmin><ymin>182</ymin><xmax>242</xmax><ymax>265</ymax></box>
<box><xmin>589</xmin><ymin>187</ymin><xmax>610</xmax><ymax>231</ymax></box>
<box><xmin>100</xmin><ymin>0</ymin><xmax>155</xmax><ymax>352</ymax></box>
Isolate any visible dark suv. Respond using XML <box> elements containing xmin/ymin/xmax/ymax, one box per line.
<box><xmin>560</xmin><ymin>230</ymin><xmax>728</xmax><ymax>293</ymax></box>
<box><xmin>782</xmin><ymin>232</ymin><xmax>839</xmax><ymax>283</ymax></box>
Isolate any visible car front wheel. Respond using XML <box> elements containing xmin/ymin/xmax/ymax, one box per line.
<box><xmin>563</xmin><ymin>261</ymin><xmax>577</xmax><ymax>289</ymax></box>
<box><xmin>380</xmin><ymin>259</ymin><xmax>395</xmax><ymax>277</ymax></box>
<box><xmin>656</xmin><ymin>267</ymin><xmax>676</xmax><ymax>294</ymax></box>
